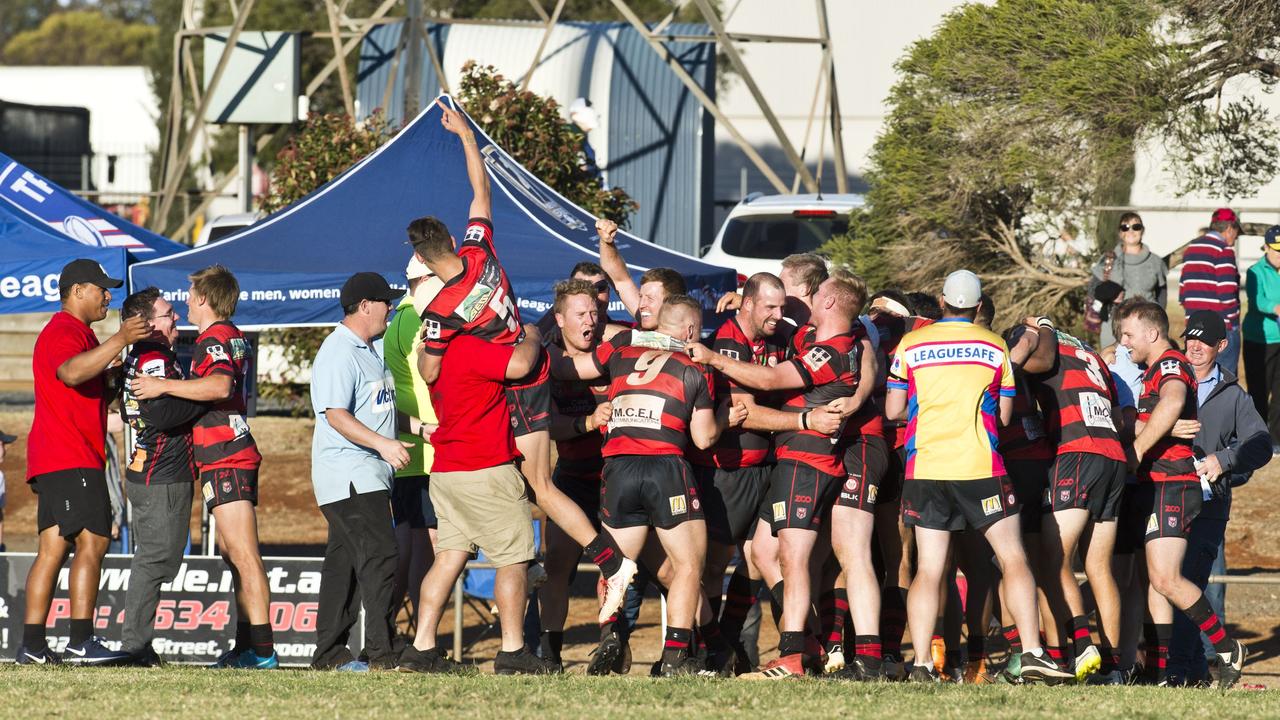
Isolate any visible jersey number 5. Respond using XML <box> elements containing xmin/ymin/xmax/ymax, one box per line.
<box><xmin>488</xmin><ymin>286</ymin><xmax>519</xmax><ymax>333</ymax></box>
<box><xmin>626</xmin><ymin>350</ymin><xmax>672</xmax><ymax>386</ymax></box>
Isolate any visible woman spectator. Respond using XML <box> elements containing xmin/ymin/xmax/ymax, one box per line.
<box><xmin>1090</xmin><ymin>212</ymin><xmax>1168</xmax><ymax>346</ymax></box>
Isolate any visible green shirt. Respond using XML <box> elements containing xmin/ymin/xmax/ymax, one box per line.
<box><xmin>1244</xmin><ymin>257</ymin><xmax>1280</xmax><ymax>345</ymax></box>
<box><xmin>382</xmin><ymin>297</ymin><xmax>436</xmax><ymax>476</ymax></box>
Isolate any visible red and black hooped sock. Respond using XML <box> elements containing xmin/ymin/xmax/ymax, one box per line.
<box><xmin>584</xmin><ymin>532</ymin><xmax>624</xmax><ymax>577</ymax></box>
<box><xmin>1001</xmin><ymin>625</ymin><xmax>1022</xmax><ymax>654</ymax></box>
<box><xmin>819</xmin><ymin>589</ymin><xmax>849</xmax><ymax>648</ymax></box>
<box><xmin>662</xmin><ymin>626</ymin><xmax>692</xmax><ymax>666</ymax></box>
<box><xmin>880</xmin><ymin>587</ymin><xmax>908</xmax><ymax>656</ymax></box>
<box><xmin>854</xmin><ymin>634</ymin><xmax>882</xmax><ymax>664</ymax></box>
<box><xmin>1183</xmin><ymin>595</ymin><xmax>1234</xmax><ymax>655</ymax></box>
<box><xmin>1153</xmin><ymin>623</ymin><xmax>1172</xmax><ymax>681</ymax></box>
<box><xmin>1069</xmin><ymin>615</ymin><xmax>1092</xmax><ymax>657</ymax></box>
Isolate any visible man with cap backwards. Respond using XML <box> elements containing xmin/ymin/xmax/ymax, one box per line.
<box><xmin>885</xmin><ymin>270</ymin><xmax>1072</xmax><ymax>684</ymax></box>
<box><xmin>1180</xmin><ymin>208</ymin><xmax>1243</xmax><ymax>375</ymax></box>
<box><xmin>17</xmin><ymin>259</ymin><xmax>150</xmax><ymax>665</ymax></box>
<box><xmin>309</xmin><ymin>272</ymin><xmax>427</xmax><ymax>671</ymax></box>
<box><xmin>1242</xmin><ymin>225</ymin><xmax>1280</xmax><ymax>453</ymax></box>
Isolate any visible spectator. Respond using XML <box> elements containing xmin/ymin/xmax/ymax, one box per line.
<box><xmin>309</xmin><ymin>272</ymin><xmax>421</xmax><ymax>672</ymax></box>
<box><xmin>18</xmin><ymin>259</ymin><xmax>148</xmax><ymax>665</ymax></box>
<box><xmin>1179</xmin><ymin>208</ymin><xmax>1242</xmax><ymax>375</ymax></box>
<box><xmin>398</xmin><ymin>323</ymin><xmax>554</xmax><ymax>675</ymax></box>
<box><xmin>1090</xmin><ymin>212</ymin><xmax>1168</xmax><ymax>347</ymax></box>
<box><xmin>383</xmin><ymin>257</ymin><xmax>441</xmax><ymax>621</ymax></box>
<box><xmin>1242</xmin><ymin>225</ymin><xmax>1280</xmax><ymax>453</ymax></box>
<box><xmin>119</xmin><ymin>288</ymin><xmax>207</xmax><ymax>666</ymax></box>
<box><xmin>0</xmin><ymin>429</ymin><xmax>13</xmax><ymax>552</ymax></box>
<box><xmin>1166</xmin><ymin>310</ymin><xmax>1271</xmax><ymax>685</ymax></box>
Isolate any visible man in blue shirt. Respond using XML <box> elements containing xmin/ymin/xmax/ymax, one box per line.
<box><xmin>309</xmin><ymin>272</ymin><xmax>432</xmax><ymax>671</ymax></box>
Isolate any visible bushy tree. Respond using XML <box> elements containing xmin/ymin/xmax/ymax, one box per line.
<box><xmin>2</xmin><ymin>10</ymin><xmax>157</xmax><ymax>64</ymax></box>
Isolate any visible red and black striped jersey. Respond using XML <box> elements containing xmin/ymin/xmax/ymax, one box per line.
<box><xmin>420</xmin><ymin>218</ymin><xmax>524</xmax><ymax>356</ymax></box>
<box><xmin>123</xmin><ymin>341</ymin><xmax>202</xmax><ymax>485</ymax></box>
<box><xmin>600</xmin><ymin>345</ymin><xmax>713</xmax><ymax>457</ymax></box>
<box><xmin>1136</xmin><ymin>348</ymin><xmax>1198</xmax><ymax>483</ymax></box>
<box><xmin>873</xmin><ymin>315</ymin><xmax>934</xmax><ymax>449</ymax></box>
<box><xmin>776</xmin><ymin>332</ymin><xmax>859</xmax><ymax>476</ymax></box>
<box><xmin>190</xmin><ymin>322</ymin><xmax>261</xmax><ymax>470</ymax></box>
<box><xmin>999</xmin><ymin>372</ymin><xmax>1053</xmax><ymax>462</ymax></box>
<box><xmin>551</xmin><ymin>375</ymin><xmax>609</xmax><ymax>478</ymax></box>
<box><xmin>691</xmin><ymin>317</ymin><xmax>788</xmax><ymax>469</ymax></box>
<box><xmin>1031</xmin><ymin>331</ymin><xmax>1126</xmax><ymax>461</ymax></box>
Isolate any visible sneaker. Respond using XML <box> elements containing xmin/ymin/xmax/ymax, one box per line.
<box><xmin>826</xmin><ymin>656</ymin><xmax>883</xmax><ymax>682</ymax></box>
<box><xmin>706</xmin><ymin>646</ymin><xmax>738</xmax><ymax>677</ymax></box>
<box><xmin>526</xmin><ymin>561</ymin><xmax>549</xmax><ymax>591</ymax></box>
<box><xmin>396</xmin><ymin>645</ymin><xmax>470</xmax><ymax>674</ymax></box>
<box><xmin>1018</xmin><ymin>650</ymin><xmax>1075</xmax><ymax>685</ymax></box>
<box><xmin>909</xmin><ymin>664</ymin><xmax>941</xmax><ymax>683</ymax></box>
<box><xmin>613</xmin><ymin>635</ymin><xmax>633</xmax><ymax>675</ymax></box>
<box><xmin>128</xmin><ymin>645</ymin><xmax>164</xmax><ymax>667</ymax></box>
<box><xmin>231</xmin><ymin>649</ymin><xmax>279</xmax><ymax>669</ymax></box>
<box><xmin>1216</xmin><ymin>639</ymin><xmax>1247</xmax><ymax>690</ymax></box>
<box><xmin>336</xmin><ymin>660</ymin><xmax>370</xmax><ymax>672</ymax></box>
<box><xmin>598</xmin><ymin>557</ymin><xmax>638</xmax><ymax>624</ymax></box>
<box><xmin>660</xmin><ymin>655</ymin><xmax>707</xmax><ymax>678</ymax></box>
<box><xmin>15</xmin><ymin>645</ymin><xmax>62</xmax><ymax>666</ymax></box>
<box><xmin>882</xmin><ymin>653</ymin><xmax>907</xmax><ymax>681</ymax></box>
<box><xmin>740</xmin><ymin>653</ymin><xmax>805</xmax><ymax>680</ymax></box>
<box><xmin>963</xmin><ymin>659</ymin><xmax>994</xmax><ymax>684</ymax></box>
<box><xmin>586</xmin><ymin>631</ymin><xmax>624</xmax><ymax>676</ymax></box>
<box><xmin>495</xmin><ymin>648</ymin><xmax>561</xmax><ymax>675</ymax></box>
<box><xmin>1087</xmin><ymin>669</ymin><xmax>1126</xmax><ymax>685</ymax></box>
<box><xmin>208</xmin><ymin>647</ymin><xmax>245</xmax><ymax>668</ymax></box>
<box><xmin>1072</xmin><ymin>645</ymin><xmax>1102</xmax><ymax>682</ymax></box>
<box><xmin>62</xmin><ymin>637</ymin><xmax>131</xmax><ymax>666</ymax></box>
<box><xmin>930</xmin><ymin>637</ymin><xmax>946</xmax><ymax>674</ymax></box>
<box><xmin>823</xmin><ymin>643</ymin><xmax>846</xmax><ymax>674</ymax></box>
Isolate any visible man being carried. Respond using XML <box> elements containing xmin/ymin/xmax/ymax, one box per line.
<box><xmin>132</xmin><ymin>265</ymin><xmax>276</xmax><ymax>668</ymax></box>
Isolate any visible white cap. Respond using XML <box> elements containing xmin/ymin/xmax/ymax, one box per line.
<box><xmin>942</xmin><ymin>270</ymin><xmax>982</xmax><ymax>309</ymax></box>
<box><xmin>406</xmin><ymin>255</ymin><xmax>431</xmax><ymax>280</ymax></box>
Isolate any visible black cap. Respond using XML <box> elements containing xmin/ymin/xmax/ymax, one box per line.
<box><xmin>340</xmin><ymin>272</ymin><xmax>401</xmax><ymax>307</ymax></box>
<box><xmin>59</xmin><ymin>258</ymin><xmax>123</xmax><ymax>290</ymax></box>
<box><xmin>1093</xmin><ymin>280</ymin><xmax>1124</xmax><ymax>305</ymax></box>
<box><xmin>0</xmin><ymin>430</ymin><xmax>15</xmax><ymax>444</ymax></box>
<box><xmin>1183</xmin><ymin>310</ymin><xmax>1226</xmax><ymax>346</ymax></box>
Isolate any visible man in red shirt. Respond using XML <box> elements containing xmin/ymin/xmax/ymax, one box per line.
<box><xmin>132</xmin><ymin>265</ymin><xmax>274</xmax><ymax>668</ymax></box>
<box><xmin>18</xmin><ymin>259</ymin><xmax>149</xmax><ymax>665</ymax></box>
<box><xmin>398</xmin><ymin>324</ymin><xmax>558</xmax><ymax>674</ymax></box>
<box><xmin>1118</xmin><ymin>301</ymin><xmax>1247</xmax><ymax>688</ymax></box>
<box><xmin>407</xmin><ymin>102</ymin><xmax>635</xmax><ymax>620</ymax></box>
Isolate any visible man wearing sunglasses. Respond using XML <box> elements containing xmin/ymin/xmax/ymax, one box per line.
<box><xmin>1180</xmin><ymin>208</ymin><xmax>1242</xmax><ymax>375</ymax></box>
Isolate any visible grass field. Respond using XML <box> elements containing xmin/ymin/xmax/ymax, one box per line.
<box><xmin>0</xmin><ymin>666</ymin><xmax>1273</xmax><ymax>719</ymax></box>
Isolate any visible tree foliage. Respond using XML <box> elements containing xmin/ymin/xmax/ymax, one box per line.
<box><xmin>2</xmin><ymin>10</ymin><xmax>157</xmax><ymax>65</ymax></box>
<box><xmin>456</xmin><ymin>61</ymin><xmax>638</xmax><ymax>226</ymax></box>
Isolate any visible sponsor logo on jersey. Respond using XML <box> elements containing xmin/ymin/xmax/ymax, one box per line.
<box><xmin>772</xmin><ymin>501</ymin><xmax>786</xmax><ymax>522</ymax></box>
<box><xmin>205</xmin><ymin>344</ymin><xmax>229</xmax><ymax>362</ymax></box>
<box><xmin>464</xmin><ymin>224</ymin><xmax>487</xmax><ymax>245</ymax></box>
<box><xmin>980</xmin><ymin>494</ymin><xmax>1002</xmax><ymax>516</ymax></box>
<box><xmin>1168</xmin><ymin>516</ymin><xmax>1178</xmax><ymax>528</ymax></box>
<box><xmin>458</xmin><ymin>281</ymin><xmax>496</xmax><ymax>323</ymax></box>
<box><xmin>1159</xmin><ymin>359</ymin><xmax>1182</xmax><ymax>377</ymax></box>
<box><xmin>610</xmin><ymin>394</ymin><xmax>664</xmax><ymax>431</ymax></box>
<box><xmin>229</xmin><ymin>337</ymin><xmax>248</xmax><ymax>359</ymax></box>
<box><xmin>1146</xmin><ymin>513</ymin><xmax>1159</xmax><ymax>534</ymax></box>
<box><xmin>719</xmin><ymin>349</ymin><xmax>740</xmax><ymax>361</ymax></box>
<box><xmin>906</xmin><ymin>341</ymin><xmax>1003</xmax><ymax>369</ymax></box>
<box><xmin>1080</xmin><ymin>391</ymin><xmax>1115</xmax><ymax>429</ymax></box>
<box><xmin>424</xmin><ymin>319</ymin><xmax>442</xmax><ymax>340</ymax></box>
<box><xmin>867</xmin><ymin>484</ymin><xmax>878</xmax><ymax>504</ymax></box>
<box><xmin>669</xmin><ymin>495</ymin><xmax>687</xmax><ymax>516</ymax></box>
<box><xmin>802</xmin><ymin>346</ymin><xmax>832</xmax><ymax>373</ymax></box>
<box><xmin>141</xmin><ymin>358</ymin><xmax>167</xmax><ymax>377</ymax></box>
<box><xmin>845</xmin><ymin>477</ymin><xmax>858</xmax><ymax>492</ymax></box>
<box><xmin>370</xmin><ymin>378</ymin><xmax>395</xmax><ymax>414</ymax></box>
<box><xmin>796</xmin><ymin>506</ymin><xmax>807</xmax><ymax>520</ymax></box>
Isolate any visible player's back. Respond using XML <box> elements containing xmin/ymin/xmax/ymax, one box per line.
<box><xmin>420</xmin><ymin>218</ymin><xmax>523</xmax><ymax>353</ymax></box>
<box><xmin>602</xmin><ymin>344</ymin><xmax>711</xmax><ymax>457</ymax></box>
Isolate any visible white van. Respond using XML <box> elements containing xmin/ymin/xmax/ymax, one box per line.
<box><xmin>701</xmin><ymin>193</ymin><xmax>864</xmax><ymax>283</ymax></box>
<box><xmin>195</xmin><ymin>212</ymin><xmax>261</xmax><ymax>247</ymax></box>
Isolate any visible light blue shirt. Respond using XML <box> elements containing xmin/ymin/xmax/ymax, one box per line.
<box><xmin>1195</xmin><ymin>363</ymin><xmax>1220</xmax><ymax>408</ymax></box>
<box><xmin>1109</xmin><ymin>344</ymin><xmax>1144</xmax><ymax>407</ymax></box>
<box><xmin>310</xmin><ymin>323</ymin><xmax>397</xmax><ymax>505</ymax></box>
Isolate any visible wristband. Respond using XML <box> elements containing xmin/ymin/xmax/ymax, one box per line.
<box><xmin>800</xmin><ymin>411</ymin><xmax>810</xmax><ymax>431</ymax></box>
<box><xmin>1037</xmin><ymin>317</ymin><xmax>1055</xmax><ymax>330</ymax></box>
<box><xmin>573</xmin><ymin>416</ymin><xmax>590</xmax><ymax>435</ymax></box>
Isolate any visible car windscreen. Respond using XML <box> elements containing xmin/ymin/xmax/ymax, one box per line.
<box><xmin>720</xmin><ymin>213</ymin><xmax>849</xmax><ymax>259</ymax></box>
<box><xmin>207</xmin><ymin>224</ymin><xmax>248</xmax><ymax>244</ymax></box>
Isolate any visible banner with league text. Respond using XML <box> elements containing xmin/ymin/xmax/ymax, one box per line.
<box><xmin>0</xmin><ymin>554</ymin><xmax>357</xmax><ymax>666</ymax></box>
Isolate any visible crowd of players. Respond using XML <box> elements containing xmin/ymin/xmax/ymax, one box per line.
<box><xmin>12</xmin><ymin>102</ymin><xmax>1260</xmax><ymax>688</ymax></box>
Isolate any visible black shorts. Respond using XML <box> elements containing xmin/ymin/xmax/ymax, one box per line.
<box><xmin>694</xmin><ymin>463</ymin><xmax>771</xmax><ymax>546</ymax></box>
<box><xmin>1115</xmin><ymin>482</ymin><xmax>1145</xmax><ymax>554</ymax></box>
<box><xmin>601</xmin><ymin>455</ymin><xmax>703</xmax><ymax>530</ymax></box>
<box><xmin>391</xmin><ymin>474</ymin><xmax>438</xmax><ymax>529</ymax></box>
<box><xmin>837</xmin><ymin>435</ymin><xmax>890</xmax><ymax>511</ymax></box>
<box><xmin>33</xmin><ymin>468</ymin><xmax>111</xmax><ymax>538</ymax></box>
<box><xmin>901</xmin><ymin>476</ymin><xmax>1018</xmax><ymax>532</ymax></box>
<box><xmin>879</xmin><ymin>444</ymin><xmax>906</xmax><ymax>506</ymax></box>
<box><xmin>760</xmin><ymin>459</ymin><xmax>840</xmax><ymax>534</ymax></box>
<box><xmin>200</xmin><ymin>467</ymin><xmax>258</xmax><ymax>511</ymax></box>
<box><xmin>1139</xmin><ymin>481</ymin><xmax>1203</xmax><ymax>541</ymax></box>
<box><xmin>1005</xmin><ymin>458</ymin><xmax>1050</xmax><ymax>534</ymax></box>
<box><xmin>1049</xmin><ymin>452</ymin><xmax>1126</xmax><ymax>520</ymax></box>
<box><xmin>506</xmin><ymin>355</ymin><xmax>551</xmax><ymax>437</ymax></box>
<box><xmin>551</xmin><ymin>465</ymin><xmax>602</xmax><ymax>531</ymax></box>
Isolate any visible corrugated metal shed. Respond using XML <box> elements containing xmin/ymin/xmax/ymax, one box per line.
<box><xmin>355</xmin><ymin>20</ymin><xmax>714</xmax><ymax>256</ymax></box>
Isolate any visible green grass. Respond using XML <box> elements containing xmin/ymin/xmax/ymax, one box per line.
<box><xmin>0</xmin><ymin>667</ymin><xmax>1273</xmax><ymax>719</ymax></box>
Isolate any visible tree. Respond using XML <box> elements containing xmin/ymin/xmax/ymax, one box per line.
<box><xmin>2</xmin><ymin>10</ymin><xmax>157</xmax><ymax>65</ymax></box>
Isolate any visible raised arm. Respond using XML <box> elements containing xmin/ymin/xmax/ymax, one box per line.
<box><xmin>595</xmin><ymin>218</ymin><xmax>640</xmax><ymax>316</ymax></box>
<box><xmin>438</xmin><ymin>99</ymin><xmax>489</xmax><ymax>221</ymax></box>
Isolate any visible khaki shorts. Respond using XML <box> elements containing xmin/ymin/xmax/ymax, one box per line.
<box><xmin>429</xmin><ymin>464</ymin><xmax>535</xmax><ymax>567</ymax></box>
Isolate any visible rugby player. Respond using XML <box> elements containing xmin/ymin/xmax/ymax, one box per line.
<box><xmin>132</xmin><ymin>265</ymin><xmax>276</xmax><ymax>668</ymax></box>
<box><xmin>1118</xmin><ymin>301</ymin><xmax>1247</xmax><ymax>688</ymax></box>
<box><xmin>407</xmin><ymin>101</ymin><xmax>636</xmax><ymax>621</ymax></box>
<box><xmin>596</xmin><ymin>220</ymin><xmax>686</xmax><ymax>330</ymax></box>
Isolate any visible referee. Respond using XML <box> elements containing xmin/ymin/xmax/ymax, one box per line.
<box><xmin>18</xmin><ymin>259</ymin><xmax>149</xmax><ymax>665</ymax></box>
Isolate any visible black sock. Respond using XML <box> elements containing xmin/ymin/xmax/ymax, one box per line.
<box><xmin>719</xmin><ymin>572</ymin><xmax>757</xmax><ymax>640</ymax></box>
<box><xmin>23</xmin><ymin>623</ymin><xmax>46</xmax><ymax>650</ymax></box>
<box><xmin>69</xmin><ymin>619</ymin><xmax>92</xmax><ymax>646</ymax></box>
<box><xmin>779</xmin><ymin>630</ymin><xmax>805</xmax><ymax>657</ymax></box>
<box><xmin>1001</xmin><ymin>625</ymin><xmax>1022</xmax><ymax>654</ymax></box>
<box><xmin>769</xmin><ymin>581</ymin><xmax>785</xmax><ymax>627</ymax></box>
<box><xmin>1183</xmin><ymin>595</ymin><xmax>1234</xmax><ymax>654</ymax></box>
<box><xmin>584</xmin><ymin>532</ymin><xmax>623</xmax><ymax>577</ymax></box>
<box><xmin>1142</xmin><ymin>622</ymin><xmax>1158</xmax><ymax>671</ymax></box>
<box><xmin>540</xmin><ymin>631</ymin><xmax>564</xmax><ymax>662</ymax></box>
<box><xmin>662</xmin><ymin>626</ymin><xmax>692</xmax><ymax>666</ymax></box>
<box><xmin>968</xmin><ymin>635</ymin><xmax>986</xmax><ymax>661</ymax></box>
<box><xmin>249</xmin><ymin>623</ymin><xmax>274</xmax><ymax>657</ymax></box>
<box><xmin>1100</xmin><ymin>643</ymin><xmax>1119</xmax><ymax>673</ymax></box>
<box><xmin>881</xmin><ymin>587</ymin><xmax>908</xmax><ymax>656</ymax></box>
<box><xmin>235</xmin><ymin>621</ymin><xmax>251</xmax><ymax>650</ymax></box>
<box><xmin>1069</xmin><ymin>615</ymin><xmax>1092</xmax><ymax>656</ymax></box>
<box><xmin>854</xmin><ymin>634</ymin><xmax>882</xmax><ymax>662</ymax></box>
<box><xmin>1154</xmin><ymin>623</ymin><xmax>1172</xmax><ymax>681</ymax></box>
<box><xmin>699</xmin><ymin>621</ymin><xmax>728</xmax><ymax>653</ymax></box>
